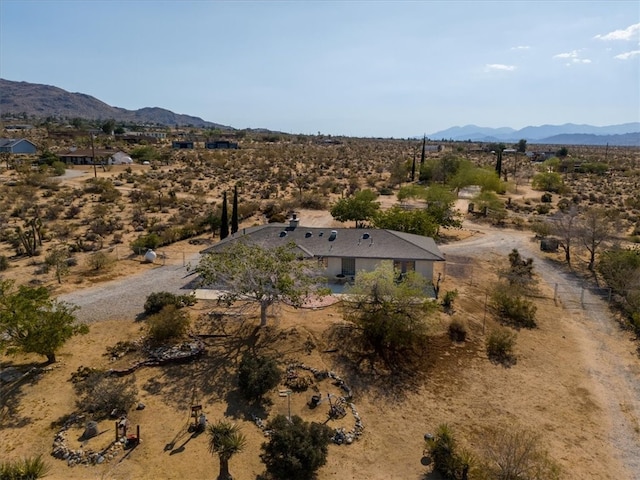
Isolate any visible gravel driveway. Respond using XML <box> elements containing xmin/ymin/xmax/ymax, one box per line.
<box><xmin>59</xmin><ymin>253</ymin><xmax>202</xmax><ymax>322</ymax></box>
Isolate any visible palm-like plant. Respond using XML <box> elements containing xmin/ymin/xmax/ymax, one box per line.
<box><xmin>207</xmin><ymin>420</ymin><xmax>247</xmax><ymax>480</ymax></box>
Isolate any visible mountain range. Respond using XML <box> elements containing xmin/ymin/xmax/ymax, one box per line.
<box><xmin>0</xmin><ymin>78</ymin><xmax>231</xmax><ymax>129</ymax></box>
<box><xmin>1</xmin><ymin>78</ymin><xmax>638</xmax><ymax>145</ymax></box>
<box><xmin>427</xmin><ymin>123</ymin><xmax>640</xmax><ymax>146</ymax></box>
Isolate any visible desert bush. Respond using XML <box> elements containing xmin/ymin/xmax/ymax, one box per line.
<box><xmin>74</xmin><ymin>370</ymin><xmax>137</xmax><ymax>418</ymax></box>
<box><xmin>535</xmin><ymin>203</ymin><xmax>551</xmax><ymax>215</ymax></box>
<box><xmin>147</xmin><ymin>305</ymin><xmax>190</xmax><ymax>344</ymax></box>
<box><xmin>130</xmin><ymin>233</ymin><xmax>161</xmax><ymax>254</ymax></box>
<box><xmin>448</xmin><ymin>318</ymin><xmax>467</xmax><ymax>342</ymax></box>
<box><xmin>479</xmin><ymin>426</ymin><xmax>561</xmax><ymax>479</ymax></box>
<box><xmin>491</xmin><ymin>289</ymin><xmax>537</xmax><ymax>328</ymax></box>
<box><xmin>0</xmin><ymin>255</ymin><xmax>9</xmax><ymax>271</ymax></box>
<box><xmin>237</xmin><ymin>352</ymin><xmax>281</xmax><ymax>402</ymax></box>
<box><xmin>486</xmin><ymin>327</ymin><xmax>517</xmax><ymax>365</ymax></box>
<box><xmin>143</xmin><ymin>291</ymin><xmax>196</xmax><ymax>315</ymax></box>
<box><xmin>0</xmin><ymin>454</ymin><xmax>51</xmax><ymax>479</ymax></box>
<box><xmin>441</xmin><ymin>289</ymin><xmax>458</xmax><ymax>313</ymax></box>
<box><xmin>540</xmin><ymin>192</ymin><xmax>552</xmax><ymax>203</ymax></box>
<box><xmin>425</xmin><ymin>423</ymin><xmax>473</xmax><ymax>480</ymax></box>
<box><xmin>86</xmin><ymin>251</ymin><xmax>114</xmax><ymax>271</ymax></box>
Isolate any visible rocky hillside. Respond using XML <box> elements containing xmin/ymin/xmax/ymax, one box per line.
<box><xmin>0</xmin><ymin>78</ymin><xmax>232</xmax><ymax>129</ymax></box>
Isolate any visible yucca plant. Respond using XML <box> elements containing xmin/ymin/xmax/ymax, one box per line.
<box><xmin>0</xmin><ymin>454</ymin><xmax>51</xmax><ymax>479</ymax></box>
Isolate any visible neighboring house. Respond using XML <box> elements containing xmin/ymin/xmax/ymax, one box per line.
<box><xmin>172</xmin><ymin>141</ymin><xmax>194</xmax><ymax>149</ymax></box>
<box><xmin>121</xmin><ymin>131</ymin><xmax>167</xmax><ymax>139</ymax></box>
<box><xmin>205</xmin><ymin>140</ymin><xmax>238</xmax><ymax>150</ymax></box>
<box><xmin>107</xmin><ymin>151</ymin><xmax>133</xmax><ymax>165</ymax></box>
<box><xmin>118</xmin><ymin>134</ymin><xmax>160</xmax><ymax>145</ymax></box>
<box><xmin>58</xmin><ymin>148</ymin><xmax>132</xmax><ymax>165</ymax></box>
<box><xmin>0</xmin><ymin>138</ymin><xmax>37</xmax><ymax>154</ymax></box>
<box><xmin>201</xmin><ymin>215</ymin><xmax>445</xmax><ymax>284</ymax></box>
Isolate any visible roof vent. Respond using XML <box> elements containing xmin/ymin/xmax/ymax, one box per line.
<box><xmin>279</xmin><ymin>231</ymin><xmax>287</xmax><ymax>237</ymax></box>
<box><xmin>362</xmin><ymin>233</ymin><xmax>370</xmax><ymax>239</ymax></box>
<box><xmin>329</xmin><ymin>230</ymin><xmax>337</xmax><ymax>241</ymax></box>
<box><xmin>319</xmin><ymin>232</ymin><xmax>324</xmax><ymax>237</ymax></box>
<box><xmin>305</xmin><ymin>232</ymin><xmax>312</xmax><ymax>238</ymax></box>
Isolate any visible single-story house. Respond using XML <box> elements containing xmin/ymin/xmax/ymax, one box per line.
<box><xmin>172</xmin><ymin>141</ymin><xmax>194</xmax><ymax>149</ymax></box>
<box><xmin>201</xmin><ymin>215</ymin><xmax>445</xmax><ymax>283</ymax></box>
<box><xmin>205</xmin><ymin>140</ymin><xmax>238</xmax><ymax>150</ymax></box>
<box><xmin>0</xmin><ymin>138</ymin><xmax>37</xmax><ymax>154</ymax></box>
<box><xmin>58</xmin><ymin>148</ymin><xmax>132</xmax><ymax>165</ymax></box>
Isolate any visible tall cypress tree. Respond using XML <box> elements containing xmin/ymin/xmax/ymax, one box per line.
<box><xmin>411</xmin><ymin>149</ymin><xmax>416</xmax><ymax>182</ymax></box>
<box><xmin>420</xmin><ymin>135</ymin><xmax>426</xmax><ymax>168</ymax></box>
<box><xmin>220</xmin><ymin>191</ymin><xmax>229</xmax><ymax>240</ymax></box>
<box><xmin>231</xmin><ymin>185</ymin><xmax>239</xmax><ymax>235</ymax></box>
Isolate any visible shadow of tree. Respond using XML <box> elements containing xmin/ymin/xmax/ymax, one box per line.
<box><xmin>0</xmin><ymin>361</ymin><xmax>47</xmax><ymax>429</ymax></box>
<box><xmin>323</xmin><ymin>324</ymin><xmax>436</xmax><ymax>403</ymax></box>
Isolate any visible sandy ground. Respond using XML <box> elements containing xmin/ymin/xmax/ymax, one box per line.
<box><xmin>1</xmin><ymin>182</ymin><xmax>639</xmax><ymax>479</ymax></box>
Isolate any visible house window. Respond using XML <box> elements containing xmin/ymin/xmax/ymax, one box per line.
<box><xmin>394</xmin><ymin>260</ymin><xmax>415</xmax><ymax>274</ymax></box>
<box><xmin>341</xmin><ymin>257</ymin><xmax>356</xmax><ymax>276</ymax></box>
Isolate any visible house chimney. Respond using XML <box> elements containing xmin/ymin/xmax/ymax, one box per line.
<box><xmin>289</xmin><ymin>212</ymin><xmax>299</xmax><ymax>229</ymax></box>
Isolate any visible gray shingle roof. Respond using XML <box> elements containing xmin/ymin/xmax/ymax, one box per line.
<box><xmin>201</xmin><ymin>224</ymin><xmax>445</xmax><ymax>261</ymax></box>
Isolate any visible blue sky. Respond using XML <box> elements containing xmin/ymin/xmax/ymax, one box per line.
<box><xmin>1</xmin><ymin>0</ymin><xmax>639</xmax><ymax>137</ymax></box>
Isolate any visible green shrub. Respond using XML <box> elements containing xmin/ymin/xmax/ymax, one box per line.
<box><xmin>260</xmin><ymin>415</ymin><xmax>332</xmax><ymax>480</ymax></box>
<box><xmin>0</xmin><ymin>454</ymin><xmax>51</xmax><ymax>479</ymax></box>
<box><xmin>238</xmin><ymin>353</ymin><xmax>281</xmax><ymax>402</ymax></box>
<box><xmin>491</xmin><ymin>290</ymin><xmax>537</xmax><ymax>328</ymax></box>
<box><xmin>130</xmin><ymin>233</ymin><xmax>161</xmax><ymax>254</ymax></box>
<box><xmin>144</xmin><ymin>291</ymin><xmax>196</xmax><ymax>315</ymax></box>
<box><xmin>425</xmin><ymin>424</ymin><xmax>473</xmax><ymax>479</ymax></box>
<box><xmin>147</xmin><ymin>305</ymin><xmax>190</xmax><ymax>344</ymax></box>
<box><xmin>540</xmin><ymin>192</ymin><xmax>552</xmax><ymax>203</ymax></box>
<box><xmin>441</xmin><ymin>289</ymin><xmax>458</xmax><ymax>312</ymax></box>
<box><xmin>486</xmin><ymin>327</ymin><xmax>517</xmax><ymax>365</ymax></box>
<box><xmin>532</xmin><ymin>172</ymin><xmax>563</xmax><ymax>193</ymax></box>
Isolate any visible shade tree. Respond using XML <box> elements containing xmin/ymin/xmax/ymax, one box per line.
<box><xmin>193</xmin><ymin>241</ymin><xmax>325</xmax><ymax>326</ymax></box>
<box><xmin>0</xmin><ymin>280</ymin><xmax>88</xmax><ymax>363</ymax></box>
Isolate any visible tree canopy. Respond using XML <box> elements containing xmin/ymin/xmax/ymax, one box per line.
<box><xmin>260</xmin><ymin>415</ymin><xmax>332</xmax><ymax>480</ymax></box>
<box><xmin>329</xmin><ymin>189</ymin><xmax>380</xmax><ymax>227</ymax></box>
<box><xmin>342</xmin><ymin>262</ymin><xmax>436</xmax><ymax>370</ymax></box>
<box><xmin>371</xmin><ymin>205</ymin><xmax>438</xmax><ymax>237</ymax></box>
<box><xmin>0</xmin><ymin>280</ymin><xmax>87</xmax><ymax>363</ymax></box>
<box><xmin>194</xmin><ymin>241</ymin><xmax>325</xmax><ymax>326</ymax></box>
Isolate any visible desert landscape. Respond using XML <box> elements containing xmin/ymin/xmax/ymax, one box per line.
<box><xmin>1</xmin><ymin>126</ymin><xmax>639</xmax><ymax>480</ymax></box>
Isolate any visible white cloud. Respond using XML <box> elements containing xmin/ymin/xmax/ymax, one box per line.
<box><xmin>484</xmin><ymin>63</ymin><xmax>516</xmax><ymax>72</ymax></box>
<box><xmin>594</xmin><ymin>23</ymin><xmax>640</xmax><ymax>41</ymax></box>
<box><xmin>510</xmin><ymin>45</ymin><xmax>530</xmax><ymax>50</ymax></box>
<box><xmin>553</xmin><ymin>50</ymin><xmax>579</xmax><ymax>59</ymax></box>
<box><xmin>553</xmin><ymin>50</ymin><xmax>591</xmax><ymax>66</ymax></box>
<box><xmin>614</xmin><ymin>50</ymin><xmax>640</xmax><ymax>60</ymax></box>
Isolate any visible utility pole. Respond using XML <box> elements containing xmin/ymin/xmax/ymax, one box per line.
<box><xmin>91</xmin><ymin>133</ymin><xmax>97</xmax><ymax>178</ymax></box>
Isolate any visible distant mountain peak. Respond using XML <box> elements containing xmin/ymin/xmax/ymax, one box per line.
<box><xmin>427</xmin><ymin>122</ymin><xmax>640</xmax><ymax>146</ymax></box>
<box><xmin>0</xmin><ymin>78</ymin><xmax>233</xmax><ymax>129</ymax></box>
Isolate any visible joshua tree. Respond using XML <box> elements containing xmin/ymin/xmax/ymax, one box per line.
<box><xmin>207</xmin><ymin>420</ymin><xmax>246</xmax><ymax>480</ymax></box>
